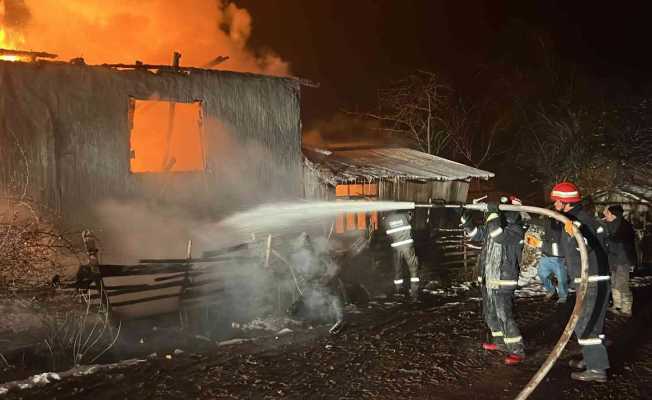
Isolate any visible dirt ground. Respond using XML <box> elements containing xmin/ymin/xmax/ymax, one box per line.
<box><xmin>2</xmin><ymin>274</ymin><xmax>651</xmax><ymax>400</ymax></box>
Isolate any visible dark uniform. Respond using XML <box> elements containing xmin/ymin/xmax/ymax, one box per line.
<box><xmin>603</xmin><ymin>207</ymin><xmax>636</xmax><ymax>315</ymax></box>
<box><xmin>382</xmin><ymin>211</ymin><xmax>421</xmax><ymax>299</ymax></box>
<box><xmin>559</xmin><ymin>205</ymin><xmax>611</xmax><ymax>374</ymax></box>
<box><xmin>463</xmin><ymin>208</ymin><xmax>525</xmax><ymax>361</ymax></box>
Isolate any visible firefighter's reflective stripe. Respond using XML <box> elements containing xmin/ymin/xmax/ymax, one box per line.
<box><xmin>491</xmin><ymin>331</ymin><xmax>504</xmax><ymax>337</ymax></box>
<box><xmin>486</xmin><ymin>213</ymin><xmax>499</xmax><ymax>222</ymax></box>
<box><xmin>596</xmin><ymin>226</ymin><xmax>605</xmax><ymax>234</ymax></box>
<box><xmin>386</xmin><ymin>225</ymin><xmax>411</xmax><ymax>235</ymax></box>
<box><xmin>489</xmin><ymin>227</ymin><xmax>504</xmax><ymax>238</ymax></box>
<box><xmin>388</xmin><ymin>220</ymin><xmax>403</xmax><ymax>228</ymax></box>
<box><xmin>552</xmin><ymin>242</ymin><xmax>559</xmax><ymax>256</ymax></box>
<box><xmin>552</xmin><ymin>190</ymin><xmax>579</xmax><ymax>199</ymax></box>
<box><xmin>467</xmin><ymin>227</ymin><xmax>478</xmax><ymax>238</ymax></box>
<box><xmin>477</xmin><ymin>276</ymin><xmax>483</xmax><ymax>283</ymax></box>
<box><xmin>487</xmin><ymin>279</ymin><xmax>518</xmax><ymax>287</ymax></box>
<box><xmin>578</xmin><ymin>337</ymin><xmax>603</xmax><ymax>346</ymax></box>
<box><xmin>394</xmin><ymin>279</ymin><xmax>404</xmax><ymax>285</ymax></box>
<box><xmin>574</xmin><ymin>275</ymin><xmax>610</xmax><ymax>283</ymax></box>
<box><xmin>503</xmin><ymin>336</ymin><xmax>523</xmax><ymax>344</ymax></box>
<box><xmin>391</xmin><ymin>239</ymin><xmax>414</xmax><ymax>248</ymax></box>
<box><xmin>410</xmin><ymin>277</ymin><xmax>420</xmax><ymax>283</ymax></box>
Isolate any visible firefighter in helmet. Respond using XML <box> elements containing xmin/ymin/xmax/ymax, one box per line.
<box><xmin>551</xmin><ymin>182</ymin><xmax>611</xmax><ymax>382</ymax></box>
<box><xmin>462</xmin><ymin>196</ymin><xmax>526</xmax><ymax>365</ymax></box>
<box><xmin>382</xmin><ymin>210</ymin><xmax>422</xmax><ymax>301</ymax></box>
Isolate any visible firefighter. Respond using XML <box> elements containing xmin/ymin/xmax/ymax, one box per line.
<box><xmin>461</xmin><ymin>196</ymin><xmax>525</xmax><ymax>365</ymax></box>
<box><xmin>551</xmin><ymin>182</ymin><xmax>611</xmax><ymax>383</ymax></box>
<box><xmin>382</xmin><ymin>210</ymin><xmax>421</xmax><ymax>301</ymax></box>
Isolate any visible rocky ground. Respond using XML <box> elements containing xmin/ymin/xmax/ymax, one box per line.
<box><xmin>1</xmin><ymin>274</ymin><xmax>651</xmax><ymax>400</ymax></box>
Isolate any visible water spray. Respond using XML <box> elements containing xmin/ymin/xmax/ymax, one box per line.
<box><xmin>208</xmin><ymin>198</ymin><xmax>589</xmax><ymax>399</ymax></box>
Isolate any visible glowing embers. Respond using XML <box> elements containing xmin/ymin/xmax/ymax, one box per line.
<box><xmin>129</xmin><ymin>99</ymin><xmax>205</xmax><ymax>173</ymax></box>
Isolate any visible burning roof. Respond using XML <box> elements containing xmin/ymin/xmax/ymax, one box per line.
<box><xmin>303</xmin><ymin>146</ymin><xmax>494</xmax><ymax>185</ymax></box>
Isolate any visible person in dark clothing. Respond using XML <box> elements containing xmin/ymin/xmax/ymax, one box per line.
<box><xmin>538</xmin><ymin>215</ymin><xmax>569</xmax><ymax>303</ymax></box>
<box><xmin>382</xmin><ymin>210</ymin><xmax>421</xmax><ymax>301</ymax></box>
<box><xmin>461</xmin><ymin>197</ymin><xmax>525</xmax><ymax>365</ymax></box>
<box><xmin>602</xmin><ymin>205</ymin><xmax>637</xmax><ymax>317</ymax></box>
<box><xmin>550</xmin><ymin>182</ymin><xmax>610</xmax><ymax>383</ymax></box>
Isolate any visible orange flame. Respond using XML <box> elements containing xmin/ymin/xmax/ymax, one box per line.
<box><xmin>0</xmin><ymin>26</ymin><xmax>26</xmax><ymax>61</ymax></box>
<box><xmin>5</xmin><ymin>0</ymin><xmax>289</xmax><ymax>74</ymax></box>
<box><xmin>1</xmin><ymin>0</ymin><xmax>290</xmax><ymax>172</ymax></box>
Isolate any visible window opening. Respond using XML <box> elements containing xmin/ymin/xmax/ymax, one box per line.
<box><xmin>129</xmin><ymin>99</ymin><xmax>204</xmax><ymax>173</ymax></box>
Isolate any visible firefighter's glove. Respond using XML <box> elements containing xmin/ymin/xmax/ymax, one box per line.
<box><xmin>564</xmin><ymin>221</ymin><xmax>576</xmax><ymax>236</ymax></box>
<box><xmin>460</xmin><ymin>211</ymin><xmax>473</xmax><ymax>227</ymax></box>
<box><xmin>485</xmin><ymin>212</ymin><xmax>500</xmax><ymax>224</ymax></box>
<box><xmin>486</xmin><ymin>202</ymin><xmax>500</xmax><ymax>213</ymax></box>
<box><xmin>525</xmin><ymin>234</ymin><xmax>542</xmax><ymax>248</ymax></box>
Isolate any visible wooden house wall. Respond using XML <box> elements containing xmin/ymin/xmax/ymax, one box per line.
<box><xmin>0</xmin><ymin>61</ymin><xmax>302</xmax><ymax>228</ymax></box>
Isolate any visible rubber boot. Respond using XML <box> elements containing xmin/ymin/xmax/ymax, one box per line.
<box><xmin>482</xmin><ymin>342</ymin><xmax>507</xmax><ymax>352</ymax></box>
<box><xmin>409</xmin><ymin>282</ymin><xmax>421</xmax><ymax>303</ymax></box>
<box><xmin>504</xmin><ymin>354</ymin><xmax>525</xmax><ymax>365</ymax></box>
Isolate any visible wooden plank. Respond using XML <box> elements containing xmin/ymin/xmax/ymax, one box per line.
<box><xmin>110</xmin><ymin>292</ymin><xmax>182</xmax><ymax>308</ymax></box>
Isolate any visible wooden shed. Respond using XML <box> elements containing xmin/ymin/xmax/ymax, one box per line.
<box><xmin>303</xmin><ymin>146</ymin><xmax>494</xmax><ymax>230</ymax></box>
<box><xmin>302</xmin><ymin>145</ymin><xmax>494</xmax><ymax>285</ymax></box>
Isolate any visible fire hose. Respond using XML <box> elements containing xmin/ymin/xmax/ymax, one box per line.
<box><xmin>411</xmin><ymin>202</ymin><xmax>590</xmax><ymax>400</ymax></box>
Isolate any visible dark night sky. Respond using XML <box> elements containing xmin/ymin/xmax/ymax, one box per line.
<box><xmin>239</xmin><ymin>0</ymin><xmax>652</xmax><ymax>127</ymax></box>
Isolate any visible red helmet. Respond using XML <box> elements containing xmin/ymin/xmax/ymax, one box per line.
<box><xmin>550</xmin><ymin>182</ymin><xmax>580</xmax><ymax>203</ymax></box>
<box><xmin>500</xmin><ymin>195</ymin><xmax>522</xmax><ymax>205</ymax></box>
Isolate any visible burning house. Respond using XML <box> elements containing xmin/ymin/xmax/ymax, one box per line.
<box><xmin>0</xmin><ymin>58</ymin><xmax>305</xmax><ymax>230</ymax></box>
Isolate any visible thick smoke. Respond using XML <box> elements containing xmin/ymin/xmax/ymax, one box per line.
<box><xmin>303</xmin><ymin>112</ymin><xmax>414</xmax><ymax>149</ymax></box>
<box><xmin>6</xmin><ymin>0</ymin><xmax>288</xmax><ymax>75</ymax></box>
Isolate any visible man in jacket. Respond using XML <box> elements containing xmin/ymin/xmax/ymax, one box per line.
<box><xmin>551</xmin><ymin>182</ymin><xmax>610</xmax><ymax>383</ymax></box>
<box><xmin>602</xmin><ymin>205</ymin><xmax>636</xmax><ymax>317</ymax></box>
<box><xmin>538</xmin><ymin>211</ymin><xmax>569</xmax><ymax>303</ymax></box>
<box><xmin>461</xmin><ymin>197</ymin><xmax>525</xmax><ymax>365</ymax></box>
<box><xmin>382</xmin><ymin>210</ymin><xmax>421</xmax><ymax>301</ymax></box>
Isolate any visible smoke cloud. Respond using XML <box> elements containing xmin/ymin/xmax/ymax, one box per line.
<box><xmin>4</xmin><ymin>0</ymin><xmax>288</xmax><ymax>75</ymax></box>
<box><xmin>303</xmin><ymin>112</ymin><xmax>413</xmax><ymax>149</ymax></box>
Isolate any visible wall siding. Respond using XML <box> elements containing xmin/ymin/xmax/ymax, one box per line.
<box><xmin>0</xmin><ymin>62</ymin><xmax>302</xmax><ymax>227</ymax></box>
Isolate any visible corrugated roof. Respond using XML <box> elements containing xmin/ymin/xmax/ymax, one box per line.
<box><xmin>303</xmin><ymin>146</ymin><xmax>494</xmax><ymax>184</ymax></box>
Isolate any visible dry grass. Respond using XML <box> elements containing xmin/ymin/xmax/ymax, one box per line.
<box><xmin>0</xmin><ymin>198</ymin><xmax>83</xmax><ymax>288</ymax></box>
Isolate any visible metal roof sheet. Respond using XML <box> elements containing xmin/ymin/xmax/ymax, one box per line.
<box><xmin>303</xmin><ymin>147</ymin><xmax>494</xmax><ymax>183</ymax></box>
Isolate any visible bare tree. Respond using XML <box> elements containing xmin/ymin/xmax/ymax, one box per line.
<box><xmin>351</xmin><ymin>71</ymin><xmax>452</xmax><ymax>155</ymax></box>
<box><xmin>446</xmin><ymin>99</ymin><xmax>509</xmax><ymax>168</ymax></box>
